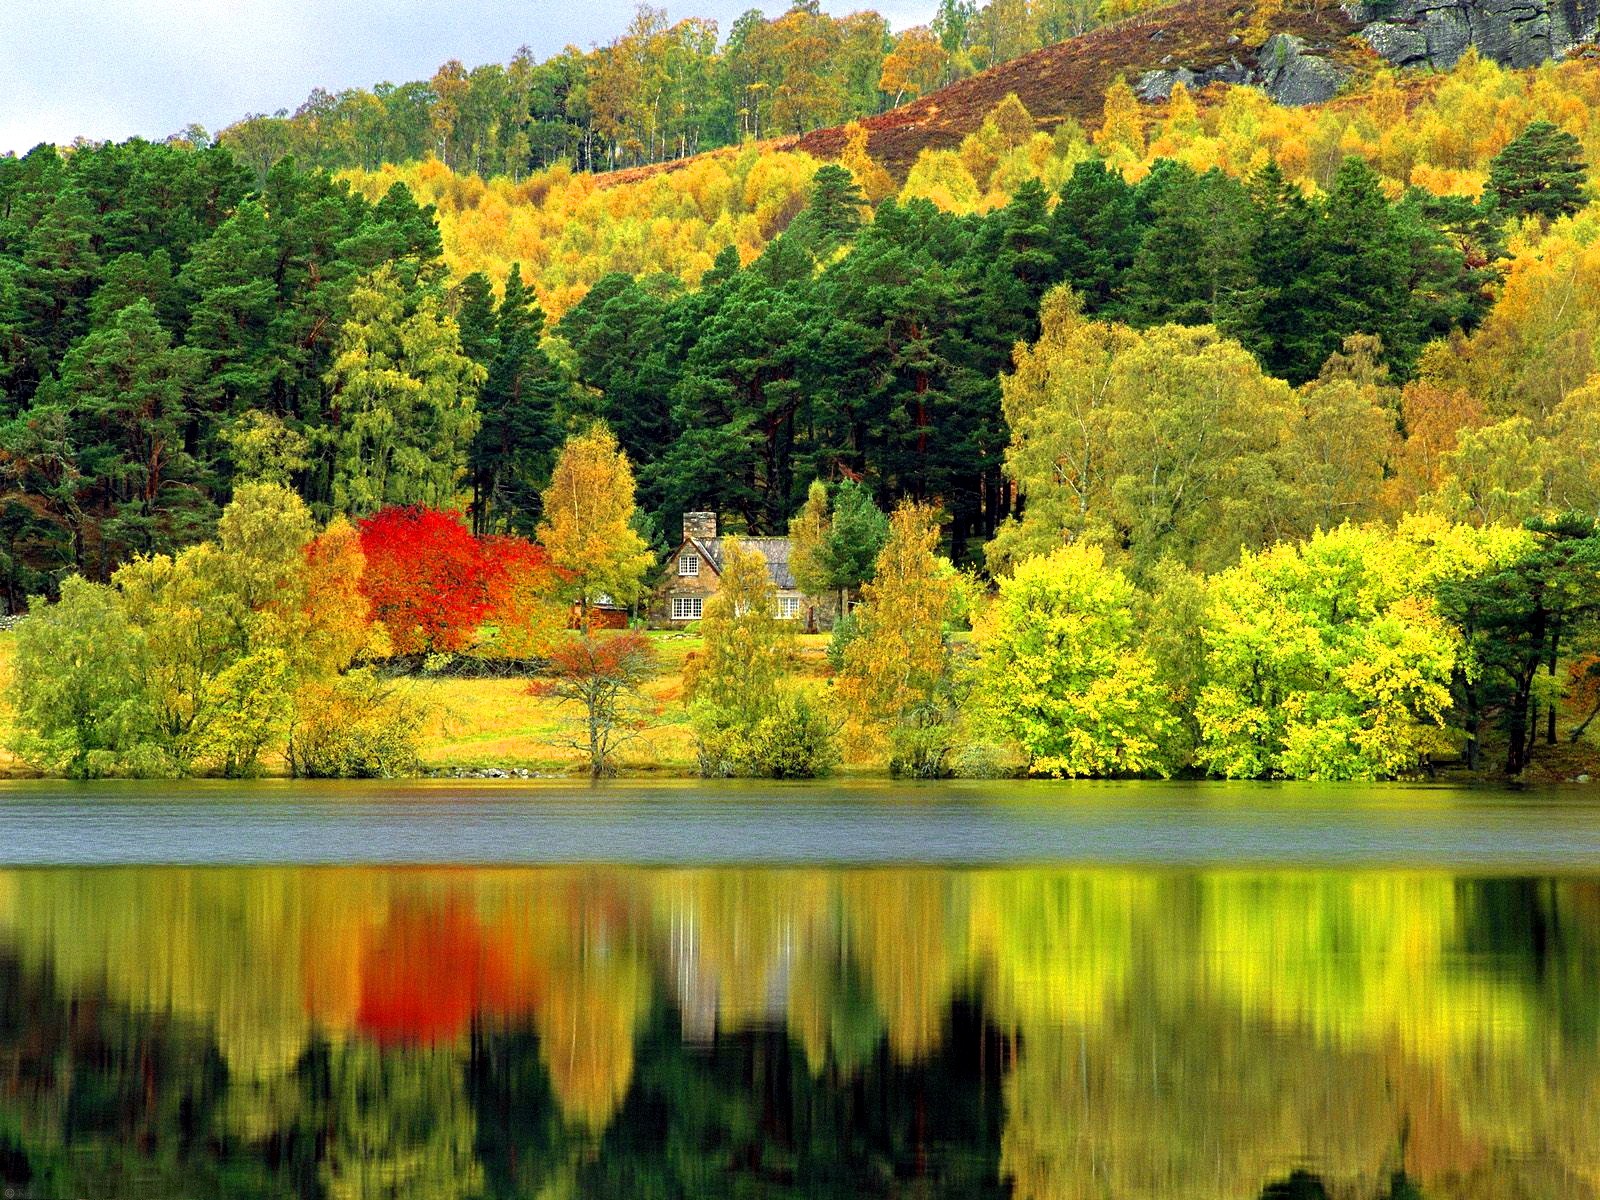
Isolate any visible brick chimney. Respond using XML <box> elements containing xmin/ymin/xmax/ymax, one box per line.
<box><xmin>683</xmin><ymin>511</ymin><xmax>718</xmax><ymax>541</ymax></box>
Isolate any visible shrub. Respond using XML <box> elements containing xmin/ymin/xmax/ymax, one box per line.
<box><xmin>691</xmin><ymin>712</ymin><xmax>748</xmax><ymax>779</ymax></box>
<box><xmin>745</xmin><ymin>692</ymin><xmax>841</xmax><ymax>779</ymax></box>
<box><xmin>825</xmin><ymin>608</ymin><xmax>860</xmax><ymax>671</ymax></box>
<box><xmin>287</xmin><ymin>669</ymin><xmax>427</xmax><ymax>778</ymax></box>
<box><xmin>887</xmin><ymin>706</ymin><xmax>959</xmax><ymax>780</ymax></box>
<box><xmin>949</xmin><ymin>740</ymin><xmax>1022</xmax><ymax>780</ymax></box>
<box><xmin>694</xmin><ymin>691</ymin><xmax>840</xmax><ymax>779</ymax></box>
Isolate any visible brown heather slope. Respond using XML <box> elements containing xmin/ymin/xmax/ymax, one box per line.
<box><xmin>798</xmin><ymin>0</ymin><xmax>1364</xmax><ymax>174</ymax></box>
<box><xmin>599</xmin><ymin>0</ymin><xmax>1366</xmax><ymax>189</ymax></box>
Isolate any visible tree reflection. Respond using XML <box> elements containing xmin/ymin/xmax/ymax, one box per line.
<box><xmin>0</xmin><ymin>865</ymin><xmax>1596</xmax><ymax>1198</ymax></box>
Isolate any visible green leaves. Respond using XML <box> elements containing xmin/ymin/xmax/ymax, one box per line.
<box><xmin>325</xmin><ymin>264</ymin><xmax>484</xmax><ymax>516</ymax></box>
<box><xmin>0</xmin><ymin>141</ymin><xmax>465</xmax><ymax>596</ymax></box>
<box><xmin>53</xmin><ymin>298</ymin><xmax>212</xmax><ymax>562</ymax></box>
<box><xmin>686</xmin><ymin>536</ymin><xmax>837</xmax><ymax>778</ymax></box>
<box><xmin>787</xmin><ymin>165</ymin><xmax>869</xmax><ymax>256</ymax></box>
<box><xmin>7</xmin><ymin>576</ymin><xmax>153</xmax><ymax>778</ymax></box>
<box><xmin>971</xmin><ymin>545</ymin><xmax>1174</xmax><ymax>778</ymax></box>
<box><xmin>5</xmin><ymin>484</ymin><xmax>362</xmax><ymax>779</ymax></box>
<box><xmin>989</xmin><ymin>293</ymin><xmax>1301</xmax><ymax>577</ymax></box>
<box><xmin>469</xmin><ymin>264</ymin><xmax>569</xmax><ymax>534</ymax></box>
<box><xmin>788</xmin><ymin>478</ymin><xmax>889</xmax><ymax>603</ymax></box>
<box><xmin>1195</xmin><ymin>526</ymin><xmax>1462</xmax><ymax>781</ymax></box>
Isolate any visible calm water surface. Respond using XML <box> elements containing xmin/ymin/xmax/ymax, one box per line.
<box><xmin>0</xmin><ymin>780</ymin><xmax>1597</xmax><ymax>1198</ymax></box>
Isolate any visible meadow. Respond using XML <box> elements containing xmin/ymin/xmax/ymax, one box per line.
<box><xmin>0</xmin><ymin>629</ymin><xmax>840</xmax><ymax>778</ymax></box>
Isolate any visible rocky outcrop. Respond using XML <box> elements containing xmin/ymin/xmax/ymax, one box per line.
<box><xmin>1133</xmin><ymin>0</ymin><xmax>1597</xmax><ymax>112</ymax></box>
<box><xmin>1136</xmin><ymin>34</ymin><xmax>1349</xmax><ymax>106</ymax></box>
<box><xmin>786</xmin><ymin>0</ymin><xmax>1599</xmax><ymax>179</ymax></box>
<box><xmin>1257</xmin><ymin>34</ymin><xmax>1353</xmax><ymax>104</ymax></box>
<box><xmin>1135</xmin><ymin>57</ymin><xmax>1254</xmax><ymax>100</ymax></box>
<box><xmin>1348</xmin><ymin>0</ymin><xmax>1600</xmax><ymax>69</ymax></box>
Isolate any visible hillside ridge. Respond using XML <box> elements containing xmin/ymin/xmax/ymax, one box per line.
<box><xmin>602</xmin><ymin>0</ymin><xmax>1600</xmax><ymax>185</ymax></box>
<box><xmin>798</xmin><ymin>0</ymin><xmax>1361</xmax><ymax>176</ymax></box>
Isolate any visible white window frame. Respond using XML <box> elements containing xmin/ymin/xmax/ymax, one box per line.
<box><xmin>678</xmin><ymin>552</ymin><xmax>700</xmax><ymax>577</ymax></box>
<box><xmin>777</xmin><ymin>595</ymin><xmax>802</xmax><ymax>620</ymax></box>
<box><xmin>672</xmin><ymin>596</ymin><xmax>703</xmax><ymax>621</ymax></box>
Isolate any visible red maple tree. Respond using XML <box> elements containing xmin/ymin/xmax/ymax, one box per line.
<box><xmin>358</xmin><ymin>506</ymin><xmax>565</xmax><ymax>656</ymax></box>
<box><xmin>358</xmin><ymin>507</ymin><xmax>496</xmax><ymax>655</ymax></box>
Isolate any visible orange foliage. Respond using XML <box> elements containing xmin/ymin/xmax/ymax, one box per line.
<box><xmin>301</xmin><ymin>517</ymin><xmax>379</xmax><ymax>670</ymax></box>
<box><xmin>1385</xmin><ymin>382</ymin><xmax>1490</xmax><ymax>516</ymax></box>
<box><xmin>355</xmin><ymin>900</ymin><xmax>523</xmax><ymax>1045</ymax></box>
<box><xmin>481</xmin><ymin>535</ymin><xmax>565</xmax><ymax>658</ymax></box>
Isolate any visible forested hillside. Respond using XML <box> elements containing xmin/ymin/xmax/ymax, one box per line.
<box><xmin>212</xmin><ymin>0</ymin><xmax>1174</xmax><ymax>180</ymax></box>
<box><xmin>4</xmin><ymin>97</ymin><xmax>1593</xmax><ymax>569</ymax></box>
<box><xmin>339</xmin><ymin>52</ymin><xmax>1600</xmax><ymax>315</ymax></box>
<box><xmin>0</xmin><ymin>142</ymin><xmax>464</xmax><ymax>603</ymax></box>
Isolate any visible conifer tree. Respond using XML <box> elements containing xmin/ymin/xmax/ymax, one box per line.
<box><xmin>178</xmin><ymin>200</ymin><xmax>279</xmax><ymax>416</ymax></box>
<box><xmin>470</xmin><ymin>264</ymin><xmax>565</xmax><ymax>533</ymax></box>
<box><xmin>53</xmin><ymin>298</ymin><xmax>209</xmax><ymax>567</ymax></box>
<box><xmin>1052</xmin><ymin>160</ymin><xmax>1140</xmax><ymax>313</ymax></box>
<box><xmin>790</xmin><ymin>479</ymin><xmax>890</xmax><ymax>616</ymax></box>
<box><xmin>1488</xmin><ymin>121</ymin><xmax>1589</xmax><ymax>222</ymax></box>
<box><xmin>789</xmin><ymin>164</ymin><xmax>868</xmax><ymax>254</ymax></box>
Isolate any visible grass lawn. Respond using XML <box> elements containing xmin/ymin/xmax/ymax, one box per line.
<box><xmin>413</xmin><ymin>630</ymin><xmax>836</xmax><ymax>774</ymax></box>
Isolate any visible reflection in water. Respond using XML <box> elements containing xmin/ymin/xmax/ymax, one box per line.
<box><xmin>0</xmin><ymin>867</ymin><xmax>1596</xmax><ymax>1198</ymax></box>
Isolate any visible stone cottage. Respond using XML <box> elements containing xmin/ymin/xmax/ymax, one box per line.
<box><xmin>663</xmin><ymin>512</ymin><xmax>814</xmax><ymax>627</ymax></box>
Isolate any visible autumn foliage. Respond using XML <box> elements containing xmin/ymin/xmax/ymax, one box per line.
<box><xmin>358</xmin><ymin>507</ymin><xmax>496</xmax><ymax>654</ymax></box>
<box><xmin>358</xmin><ymin>505</ymin><xmax>559</xmax><ymax>656</ymax></box>
<box><xmin>355</xmin><ymin>900</ymin><xmax>523</xmax><ymax>1045</ymax></box>
<box><xmin>300</xmin><ymin>517</ymin><xmax>381</xmax><ymax>670</ymax></box>
<box><xmin>529</xmin><ymin>632</ymin><xmax>660</xmax><ymax>778</ymax></box>
<box><xmin>482</xmin><ymin>534</ymin><xmax>567</xmax><ymax>657</ymax></box>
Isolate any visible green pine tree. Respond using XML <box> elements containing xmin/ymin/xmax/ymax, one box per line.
<box><xmin>789</xmin><ymin>164</ymin><xmax>868</xmax><ymax>254</ymax></box>
<box><xmin>470</xmin><ymin>263</ymin><xmax>566</xmax><ymax>533</ymax></box>
<box><xmin>1488</xmin><ymin>120</ymin><xmax>1589</xmax><ymax>222</ymax></box>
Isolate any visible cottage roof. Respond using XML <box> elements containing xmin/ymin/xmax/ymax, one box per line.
<box><xmin>688</xmin><ymin>535</ymin><xmax>798</xmax><ymax>590</ymax></box>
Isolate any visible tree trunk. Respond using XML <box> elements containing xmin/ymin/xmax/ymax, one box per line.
<box><xmin>1506</xmin><ymin>675</ymin><xmax>1532</xmax><ymax>775</ymax></box>
<box><xmin>1508</xmin><ymin>609</ymin><xmax>1549</xmax><ymax>774</ymax></box>
<box><xmin>1570</xmin><ymin>697</ymin><xmax>1600</xmax><ymax>743</ymax></box>
<box><xmin>1462</xmin><ymin>677</ymin><xmax>1481</xmax><ymax>772</ymax></box>
<box><xmin>1547</xmin><ymin>627</ymin><xmax>1561</xmax><ymax>744</ymax></box>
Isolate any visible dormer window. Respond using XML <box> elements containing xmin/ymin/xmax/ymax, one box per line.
<box><xmin>678</xmin><ymin>552</ymin><xmax>700</xmax><ymax>577</ymax></box>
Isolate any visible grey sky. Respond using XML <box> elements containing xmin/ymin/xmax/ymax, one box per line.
<box><xmin>0</xmin><ymin>0</ymin><xmax>932</xmax><ymax>154</ymax></box>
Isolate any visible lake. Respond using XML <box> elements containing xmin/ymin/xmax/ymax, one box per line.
<box><xmin>0</xmin><ymin>781</ymin><xmax>1597</xmax><ymax>1198</ymax></box>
